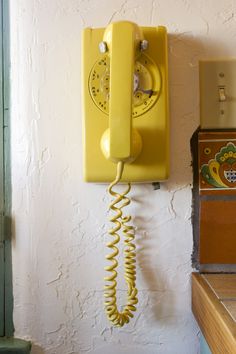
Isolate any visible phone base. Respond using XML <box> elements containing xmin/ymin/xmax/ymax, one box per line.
<box><xmin>82</xmin><ymin>24</ymin><xmax>169</xmax><ymax>183</ymax></box>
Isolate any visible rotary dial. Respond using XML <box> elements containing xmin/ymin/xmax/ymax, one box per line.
<box><xmin>89</xmin><ymin>54</ymin><xmax>161</xmax><ymax>118</ymax></box>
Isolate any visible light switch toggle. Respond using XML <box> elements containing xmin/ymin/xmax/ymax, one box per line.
<box><xmin>218</xmin><ymin>86</ymin><xmax>226</xmax><ymax>102</ymax></box>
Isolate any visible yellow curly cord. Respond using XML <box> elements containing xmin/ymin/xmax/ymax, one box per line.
<box><xmin>104</xmin><ymin>161</ymin><xmax>138</xmax><ymax>327</ymax></box>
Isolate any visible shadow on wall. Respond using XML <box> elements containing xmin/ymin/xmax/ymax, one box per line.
<box><xmin>133</xmin><ymin>33</ymin><xmax>228</xmax><ymax>323</ymax></box>
<box><xmin>134</xmin><ymin>181</ymin><xmax>177</xmax><ymax>325</ymax></box>
<box><xmin>167</xmin><ymin>33</ymin><xmax>215</xmax><ymax>188</ymax></box>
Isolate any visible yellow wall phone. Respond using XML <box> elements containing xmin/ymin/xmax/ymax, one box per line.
<box><xmin>82</xmin><ymin>21</ymin><xmax>169</xmax><ymax>327</ymax></box>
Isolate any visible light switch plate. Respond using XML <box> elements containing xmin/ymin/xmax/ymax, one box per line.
<box><xmin>200</xmin><ymin>59</ymin><xmax>236</xmax><ymax>129</ymax></box>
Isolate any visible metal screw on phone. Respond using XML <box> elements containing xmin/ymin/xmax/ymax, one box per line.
<box><xmin>99</xmin><ymin>41</ymin><xmax>108</xmax><ymax>53</ymax></box>
<box><xmin>140</xmin><ymin>39</ymin><xmax>148</xmax><ymax>51</ymax></box>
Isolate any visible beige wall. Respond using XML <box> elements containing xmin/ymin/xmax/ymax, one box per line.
<box><xmin>10</xmin><ymin>1</ymin><xmax>236</xmax><ymax>353</ymax></box>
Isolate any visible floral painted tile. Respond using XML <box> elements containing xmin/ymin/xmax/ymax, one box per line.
<box><xmin>199</xmin><ymin>132</ymin><xmax>236</xmax><ymax>195</ymax></box>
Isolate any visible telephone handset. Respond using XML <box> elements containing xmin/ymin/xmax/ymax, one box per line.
<box><xmin>82</xmin><ymin>21</ymin><xmax>169</xmax><ymax>327</ymax></box>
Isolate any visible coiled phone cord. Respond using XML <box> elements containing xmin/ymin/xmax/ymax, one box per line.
<box><xmin>104</xmin><ymin>161</ymin><xmax>138</xmax><ymax>327</ymax></box>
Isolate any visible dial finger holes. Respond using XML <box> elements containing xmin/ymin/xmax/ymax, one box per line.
<box><xmin>89</xmin><ymin>54</ymin><xmax>161</xmax><ymax>117</ymax></box>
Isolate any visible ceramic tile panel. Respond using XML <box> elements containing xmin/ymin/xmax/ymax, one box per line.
<box><xmin>196</xmin><ymin>131</ymin><xmax>236</xmax><ymax>265</ymax></box>
<box><xmin>199</xmin><ymin>131</ymin><xmax>236</xmax><ymax>195</ymax></box>
<box><xmin>199</xmin><ymin>199</ymin><xmax>236</xmax><ymax>264</ymax></box>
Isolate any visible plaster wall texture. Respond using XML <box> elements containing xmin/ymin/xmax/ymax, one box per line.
<box><xmin>9</xmin><ymin>0</ymin><xmax>236</xmax><ymax>353</ymax></box>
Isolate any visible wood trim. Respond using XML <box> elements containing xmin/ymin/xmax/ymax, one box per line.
<box><xmin>0</xmin><ymin>244</ymin><xmax>4</xmax><ymax>336</ymax></box>
<box><xmin>0</xmin><ymin>0</ymin><xmax>4</xmax><ymax>337</ymax></box>
<box><xmin>2</xmin><ymin>0</ymin><xmax>13</xmax><ymax>336</ymax></box>
<box><xmin>192</xmin><ymin>273</ymin><xmax>236</xmax><ymax>354</ymax></box>
<box><xmin>0</xmin><ymin>0</ymin><xmax>13</xmax><ymax>337</ymax></box>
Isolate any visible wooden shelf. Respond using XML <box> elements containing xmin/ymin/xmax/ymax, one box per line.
<box><xmin>192</xmin><ymin>273</ymin><xmax>236</xmax><ymax>353</ymax></box>
<box><xmin>203</xmin><ymin>274</ymin><xmax>236</xmax><ymax>299</ymax></box>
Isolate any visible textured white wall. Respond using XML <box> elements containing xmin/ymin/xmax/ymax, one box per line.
<box><xmin>10</xmin><ymin>1</ymin><xmax>236</xmax><ymax>353</ymax></box>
